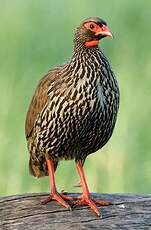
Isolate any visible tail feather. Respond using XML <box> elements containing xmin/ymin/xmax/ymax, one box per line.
<box><xmin>29</xmin><ymin>157</ymin><xmax>58</xmax><ymax>178</ymax></box>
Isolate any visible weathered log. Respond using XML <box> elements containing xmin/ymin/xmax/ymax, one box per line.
<box><xmin>1</xmin><ymin>193</ymin><xmax>151</xmax><ymax>229</ymax></box>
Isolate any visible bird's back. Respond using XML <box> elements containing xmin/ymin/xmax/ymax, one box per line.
<box><xmin>25</xmin><ymin>65</ymin><xmax>67</xmax><ymax>177</ymax></box>
<box><xmin>25</xmin><ymin>66</ymin><xmax>64</xmax><ymax>139</ymax></box>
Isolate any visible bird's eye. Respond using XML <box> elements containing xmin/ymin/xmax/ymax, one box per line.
<box><xmin>84</xmin><ymin>22</ymin><xmax>98</xmax><ymax>32</ymax></box>
<box><xmin>90</xmin><ymin>24</ymin><xmax>95</xmax><ymax>29</ymax></box>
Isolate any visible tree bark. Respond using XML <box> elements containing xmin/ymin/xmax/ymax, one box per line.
<box><xmin>1</xmin><ymin>193</ymin><xmax>151</xmax><ymax>229</ymax></box>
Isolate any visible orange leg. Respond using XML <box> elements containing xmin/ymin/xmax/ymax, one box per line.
<box><xmin>74</xmin><ymin>161</ymin><xmax>112</xmax><ymax>217</ymax></box>
<box><xmin>41</xmin><ymin>158</ymin><xmax>72</xmax><ymax>209</ymax></box>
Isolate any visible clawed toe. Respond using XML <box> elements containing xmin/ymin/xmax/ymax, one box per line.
<box><xmin>41</xmin><ymin>193</ymin><xmax>71</xmax><ymax>209</ymax></box>
<box><xmin>94</xmin><ymin>199</ymin><xmax>112</xmax><ymax>206</ymax></box>
<box><xmin>41</xmin><ymin>193</ymin><xmax>111</xmax><ymax>216</ymax></box>
<box><xmin>72</xmin><ymin>195</ymin><xmax>112</xmax><ymax>216</ymax></box>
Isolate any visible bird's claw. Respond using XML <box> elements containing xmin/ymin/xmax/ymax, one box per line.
<box><xmin>41</xmin><ymin>192</ymin><xmax>72</xmax><ymax>210</ymax></box>
<box><xmin>73</xmin><ymin>195</ymin><xmax>112</xmax><ymax>217</ymax></box>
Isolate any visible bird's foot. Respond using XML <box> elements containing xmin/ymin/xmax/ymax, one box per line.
<box><xmin>73</xmin><ymin>195</ymin><xmax>112</xmax><ymax>217</ymax></box>
<box><xmin>60</xmin><ymin>192</ymin><xmax>77</xmax><ymax>201</ymax></box>
<box><xmin>41</xmin><ymin>192</ymin><xmax>72</xmax><ymax>210</ymax></box>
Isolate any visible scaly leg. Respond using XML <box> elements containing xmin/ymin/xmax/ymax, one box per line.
<box><xmin>41</xmin><ymin>158</ymin><xmax>72</xmax><ymax>209</ymax></box>
<box><xmin>74</xmin><ymin>161</ymin><xmax>112</xmax><ymax>216</ymax></box>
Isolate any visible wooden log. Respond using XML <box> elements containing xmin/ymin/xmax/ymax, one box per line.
<box><xmin>1</xmin><ymin>193</ymin><xmax>151</xmax><ymax>229</ymax></box>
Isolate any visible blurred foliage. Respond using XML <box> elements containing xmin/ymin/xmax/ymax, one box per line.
<box><xmin>0</xmin><ymin>0</ymin><xmax>151</xmax><ymax>196</ymax></box>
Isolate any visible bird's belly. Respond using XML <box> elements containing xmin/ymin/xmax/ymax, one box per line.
<box><xmin>74</xmin><ymin>84</ymin><xmax>114</xmax><ymax>155</ymax></box>
<box><xmin>35</xmin><ymin>90</ymin><xmax>118</xmax><ymax>161</ymax></box>
<box><xmin>76</xmin><ymin>103</ymin><xmax>116</xmax><ymax>157</ymax></box>
<box><xmin>60</xmin><ymin>101</ymin><xmax>116</xmax><ymax>160</ymax></box>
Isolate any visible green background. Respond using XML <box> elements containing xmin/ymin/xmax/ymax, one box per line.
<box><xmin>0</xmin><ymin>0</ymin><xmax>151</xmax><ymax>196</ymax></box>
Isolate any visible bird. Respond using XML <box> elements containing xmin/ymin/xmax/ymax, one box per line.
<box><xmin>25</xmin><ymin>17</ymin><xmax>120</xmax><ymax>217</ymax></box>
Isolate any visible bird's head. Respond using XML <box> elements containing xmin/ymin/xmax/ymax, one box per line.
<box><xmin>75</xmin><ymin>17</ymin><xmax>112</xmax><ymax>48</ymax></box>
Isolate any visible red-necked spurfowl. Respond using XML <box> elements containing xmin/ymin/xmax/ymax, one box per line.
<box><xmin>25</xmin><ymin>17</ymin><xmax>120</xmax><ymax>217</ymax></box>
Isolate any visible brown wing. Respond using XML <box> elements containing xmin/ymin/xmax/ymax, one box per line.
<box><xmin>25</xmin><ymin>67</ymin><xmax>62</xmax><ymax>139</ymax></box>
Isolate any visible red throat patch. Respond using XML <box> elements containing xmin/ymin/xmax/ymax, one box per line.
<box><xmin>84</xmin><ymin>40</ymin><xmax>99</xmax><ymax>48</ymax></box>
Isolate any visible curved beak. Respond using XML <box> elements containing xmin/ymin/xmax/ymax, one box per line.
<box><xmin>95</xmin><ymin>25</ymin><xmax>113</xmax><ymax>38</ymax></box>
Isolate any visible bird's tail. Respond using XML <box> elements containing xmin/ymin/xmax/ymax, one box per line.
<box><xmin>29</xmin><ymin>156</ymin><xmax>48</xmax><ymax>178</ymax></box>
<box><xmin>29</xmin><ymin>156</ymin><xmax>58</xmax><ymax>178</ymax></box>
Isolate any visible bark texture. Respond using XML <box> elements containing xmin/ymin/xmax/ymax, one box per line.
<box><xmin>1</xmin><ymin>193</ymin><xmax>151</xmax><ymax>230</ymax></box>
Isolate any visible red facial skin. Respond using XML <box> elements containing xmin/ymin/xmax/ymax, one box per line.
<box><xmin>84</xmin><ymin>21</ymin><xmax>112</xmax><ymax>48</ymax></box>
<box><xmin>84</xmin><ymin>22</ymin><xmax>104</xmax><ymax>34</ymax></box>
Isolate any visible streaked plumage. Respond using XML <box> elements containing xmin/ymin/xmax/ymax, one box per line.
<box><xmin>25</xmin><ymin>17</ymin><xmax>120</xmax><ymax>216</ymax></box>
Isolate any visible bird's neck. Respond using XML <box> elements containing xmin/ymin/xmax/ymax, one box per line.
<box><xmin>73</xmin><ymin>38</ymin><xmax>99</xmax><ymax>54</ymax></box>
<box><xmin>70</xmin><ymin>42</ymin><xmax>105</xmax><ymax>71</ymax></box>
<box><xmin>72</xmin><ymin>30</ymin><xmax>106</xmax><ymax>68</ymax></box>
<box><xmin>68</xmin><ymin>41</ymin><xmax>117</xmax><ymax>92</ymax></box>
